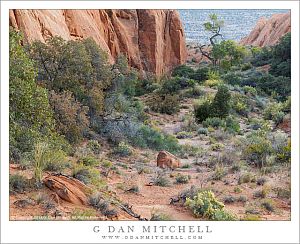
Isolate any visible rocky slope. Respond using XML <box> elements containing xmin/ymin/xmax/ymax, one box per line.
<box><xmin>240</xmin><ymin>12</ymin><xmax>290</xmax><ymax>46</ymax></box>
<box><xmin>9</xmin><ymin>9</ymin><xmax>187</xmax><ymax>75</ymax></box>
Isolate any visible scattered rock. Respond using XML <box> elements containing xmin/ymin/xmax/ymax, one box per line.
<box><xmin>43</xmin><ymin>174</ymin><xmax>90</xmax><ymax>205</ymax></box>
<box><xmin>157</xmin><ymin>151</ymin><xmax>181</xmax><ymax>169</ymax></box>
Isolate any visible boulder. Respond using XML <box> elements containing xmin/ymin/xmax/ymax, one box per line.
<box><xmin>43</xmin><ymin>174</ymin><xmax>89</xmax><ymax>205</ymax></box>
<box><xmin>240</xmin><ymin>12</ymin><xmax>290</xmax><ymax>47</ymax></box>
<box><xmin>9</xmin><ymin>9</ymin><xmax>187</xmax><ymax>76</ymax></box>
<box><xmin>157</xmin><ymin>151</ymin><xmax>181</xmax><ymax>169</ymax></box>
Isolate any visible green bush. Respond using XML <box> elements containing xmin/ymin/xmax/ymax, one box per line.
<box><xmin>204</xmin><ymin>79</ymin><xmax>223</xmax><ymax>87</ymax></box>
<box><xmin>150</xmin><ymin>212</ymin><xmax>172</xmax><ymax>221</ymax></box>
<box><xmin>194</xmin><ymin>98</ymin><xmax>212</xmax><ymax>123</ymax></box>
<box><xmin>242</xmin><ymin>132</ymin><xmax>273</xmax><ymax>168</ymax></box>
<box><xmin>33</xmin><ymin>142</ymin><xmax>66</xmax><ymax>183</ymax></box>
<box><xmin>113</xmin><ymin>142</ymin><xmax>133</xmax><ymax>157</ymax></box>
<box><xmin>203</xmin><ymin>117</ymin><xmax>224</xmax><ymax>128</ymax></box>
<box><xmin>9</xmin><ymin>29</ymin><xmax>57</xmax><ymax>161</ymax></box>
<box><xmin>153</xmin><ymin>173</ymin><xmax>171</xmax><ymax>187</ymax></box>
<box><xmin>72</xmin><ymin>164</ymin><xmax>102</xmax><ymax>187</ymax></box>
<box><xmin>9</xmin><ymin>174</ymin><xmax>28</xmax><ymax>193</ymax></box>
<box><xmin>230</xmin><ymin>93</ymin><xmax>249</xmax><ymax>116</ymax></box>
<box><xmin>212</xmin><ymin>165</ymin><xmax>227</xmax><ymax>180</ymax></box>
<box><xmin>224</xmin><ymin>116</ymin><xmax>240</xmax><ymax>134</ymax></box>
<box><xmin>175</xmin><ymin>174</ymin><xmax>191</xmax><ymax>184</ymax></box>
<box><xmin>238</xmin><ymin>172</ymin><xmax>256</xmax><ymax>184</ymax></box>
<box><xmin>211</xmin><ymin>85</ymin><xmax>231</xmax><ymax>118</ymax></box>
<box><xmin>78</xmin><ymin>156</ymin><xmax>99</xmax><ymax>167</ymax></box>
<box><xmin>172</xmin><ymin>65</ymin><xmax>194</xmax><ymax>78</ymax></box>
<box><xmin>190</xmin><ymin>67</ymin><xmax>210</xmax><ymax>83</ymax></box>
<box><xmin>147</xmin><ymin>93</ymin><xmax>180</xmax><ymax>115</ymax></box>
<box><xmin>197</xmin><ymin>127</ymin><xmax>208</xmax><ymax>135</ymax></box>
<box><xmin>87</xmin><ymin>140</ymin><xmax>101</xmax><ymax>154</ymax></box>
<box><xmin>185</xmin><ymin>190</ymin><xmax>235</xmax><ymax>220</ymax></box>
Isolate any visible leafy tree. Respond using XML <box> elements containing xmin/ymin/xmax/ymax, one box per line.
<box><xmin>198</xmin><ymin>14</ymin><xmax>224</xmax><ymax>64</ymax></box>
<box><xmin>211</xmin><ymin>85</ymin><xmax>231</xmax><ymax>118</ymax></box>
<box><xmin>49</xmin><ymin>91</ymin><xmax>89</xmax><ymax>144</ymax></box>
<box><xmin>212</xmin><ymin>40</ymin><xmax>248</xmax><ymax>70</ymax></box>
<box><xmin>270</xmin><ymin>33</ymin><xmax>291</xmax><ymax>77</ymax></box>
<box><xmin>29</xmin><ymin>37</ymin><xmax>112</xmax><ymax>117</ymax></box>
<box><xmin>9</xmin><ymin>29</ymin><xmax>56</xmax><ymax>161</ymax></box>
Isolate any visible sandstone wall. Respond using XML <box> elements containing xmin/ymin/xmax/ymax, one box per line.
<box><xmin>9</xmin><ymin>9</ymin><xmax>187</xmax><ymax>75</ymax></box>
<box><xmin>240</xmin><ymin>12</ymin><xmax>291</xmax><ymax>47</ymax></box>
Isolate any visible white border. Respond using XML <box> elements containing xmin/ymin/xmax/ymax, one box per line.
<box><xmin>1</xmin><ymin>1</ymin><xmax>299</xmax><ymax>243</ymax></box>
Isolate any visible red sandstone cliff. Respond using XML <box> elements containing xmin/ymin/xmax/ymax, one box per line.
<box><xmin>9</xmin><ymin>9</ymin><xmax>187</xmax><ymax>75</ymax></box>
<box><xmin>240</xmin><ymin>12</ymin><xmax>291</xmax><ymax>47</ymax></box>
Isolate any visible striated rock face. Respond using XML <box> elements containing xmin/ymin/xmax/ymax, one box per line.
<box><xmin>240</xmin><ymin>12</ymin><xmax>291</xmax><ymax>47</ymax></box>
<box><xmin>9</xmin><ymin>9</ymin><xmax>187</xmax><ymax>75</ymax></box>
<box><xmin>43</xmin><ymin>174</ymin><xmax>90</xmax><ymax>205</ymax></box>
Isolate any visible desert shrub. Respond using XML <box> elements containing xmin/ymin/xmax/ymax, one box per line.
<box><xmin>134</xmin><ymin>125</ymin><xmax>181</xmax><ymax>154</ymax></box>
<box><xmin>153</xmin><ymin>172</ymin><xmax>171</xmax><ymax>187</ymax></box>
<box><xmin>231</xmin><ymin>162</ymin><xmax>242</xmax><ymax>173</ymax></box>
<box><xmin>147</xmin><ymin>93</ymin><xmax>180</xmax><ymax>115</ymax></box>
<box><xmin>255</xmin><ymin>74</ymin><xmax>290</xmax><ymax>101</ymax></box>
<box><xmin>210</xmin><ymin>143</ymin><xmax>224</xmax><ymax>151</ymax></box>
<box><xmin>243</xmin><ymin>86</ymin><xmax>257</xmax><ymax>96</ymax></box>
<box><xmin>211</xmin><ymin>85</ymin><xmax>231</xmax><ymax>118</ymax></box>
<box><xmin>72</xmin><ymin>164</ymin><xmax>102</xmax><ymax>187</ymax></box>
<box><xmin>202</xmin><ymin>117</ymin><xmax>224</xmax><ymax>128</ymax></box>
<box><xmin>273</xmin><ymin>187</ymin><xmax>291</xmax><ymax>199</ymax></box>
<box><xmin>190</xmin><ymin>67</ymin><xmax>210</xmax><ymax>83</ymax></box>
<box><xmin>223</xmin><ymin>195</ymin><xmax>236</xmax><ymax>204</ymax></box>
<box><xmin>176</xmin><ymin>131</ymin><xmax>193</xmax><ymax>139</ymax></box>
<box><xmin>175</xmin><ymin>174</ymin><xmax>191</xmax><ymax>184</ymax></box>
<box><xmin>181</xmin><ymin>114</ymin><xmax>198</xmax><ymax>132</ymax></box>
<box><xmin>269</xmin><ymin>33</ymin><xmax>291</xmax><ymax>78</ymax></box>
<box><xmin>101</xmin><ymin>160</ymin><xmax>113</xmax><ymax>168</ymax></box>
<box><xmin>211</xmin><ymin>210</ymin><xmax>237</xmax><ymax>221</ymax></box>
<box><xmin>87</xmin><ymin>140</ymin><xmax>101</xmax><ymax>154</ymax></box>
<box><xmin>71</xmin><ymin>209</ymin><xmax>97</xmax><ymax>221</ymax></box>
<box><xmin>204</xmin><ymin>79</ymin><xmax>223</xmax><ymax>87</ymax></box>
<box><xmin>212</xmin><ymin>165</ymin><xmax>227</xmax><ymax>180</ymax></box>
<box><xmin>113</xmin><ymin>142</ymin><xmax>133</xmax><ymax>157</ymax></box>
<box><xmin>263</xmin><ymin>102</ymin><xmax>284</xmax><ymax>120</ymax></box>
<box><xmin>194</xmin><ymin>98</ymin><xmax>212</xmax><ymax>122</ymax></box>
<box><xmin>241</xmin><ymin>62</ymin><xmax>252</xmax><ymax>71</ymax></box>
<box><xmin>49</xmin><ymin>90</ymin><xmax>89</xmax><ymax>144</ymax></box>
<box><xmin>253</xmin><ymin>185</ymin><xmax>270</xmax><ymax>198</ymax></box>
<box><xmin>237</xmin><ymin>195</ymin><xmax>248</xmax><ymax>203</ymax></box>
<box><xmin>261</xmin><ymin>199</ymin><xmax>275</xmax><ymax>212</ymax></box>
<box><xmin>230</xmin><ymin>93</ymin><xmax>250</xmax><ymax>116</ymax></box>
<box><xmin>172</xmin><ymin>65</ymin><xmax>194</xmax><ymax>78</ymax></box>
<box><xmin>224</xmin><ymin>116</ymin><xmax>240</xmax><ymax>134</ymax></box>
<box><xmin>89</xmin><ymin>193</ymin><xmax>109</xmax><ymax>212</ymax></box>
<box><xmin>222</xmin><ymin>71</ymin><xmax>242</xmax><ymax>86</ymax></box>
<box><xmin>77</xmin><ymin>156</ymin><xmax>99</xmax><ymax>167</ymax></box>
<box><xmin>197</xmin><ymin>127</ymin><xmax>208</xmax><ymax>135</ymax></box>
<box><xmin>256</xmin><ymin>177</ymin><xmax>267</xmax><ymax>186</ymax></box>
<box><xmin>159</xmin><ymin>77</ymin><xmax>181</xmax><ymax>95</ymax></box>
<box><xmin>135</xmin><ymin>76</ymin><xmax>160</xmax><ymax>96</ymax></box>
<box><xmin>241</xmin><ymin>132</ymin><xmax>273</xmax><ymax>168</ymax></box>
<box><xmin>269</xmin><ymin>133</ymin><xmax>290</xmax><ymax>165</ymax></box>
<box><xmin>242</xmin><ymin>214</ymin><xmax>262</xmax><ymax>221</ymax></box>
<box><xmin>33</xmin><ymin>142</ymin><xmax>66</xmax><ymax>182</ymax></box>
<box><xmin>238</xmin><ymin>172</ymin><xmax>256</xmax><ymax>184</ymax></box>
<box><xmin>9</xmin><ymin>174</ymin><xmax>28</xmax><ymax>193</ymax></box>
<box><xmin>150</xmin><ymin>211</ymin><xmax>172</xmax><ymax>221</ymax></box>
<box><xmin>185</xmin><ymin>190</ymin><xmax>235</xmax><ymax>220</ymax></box>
